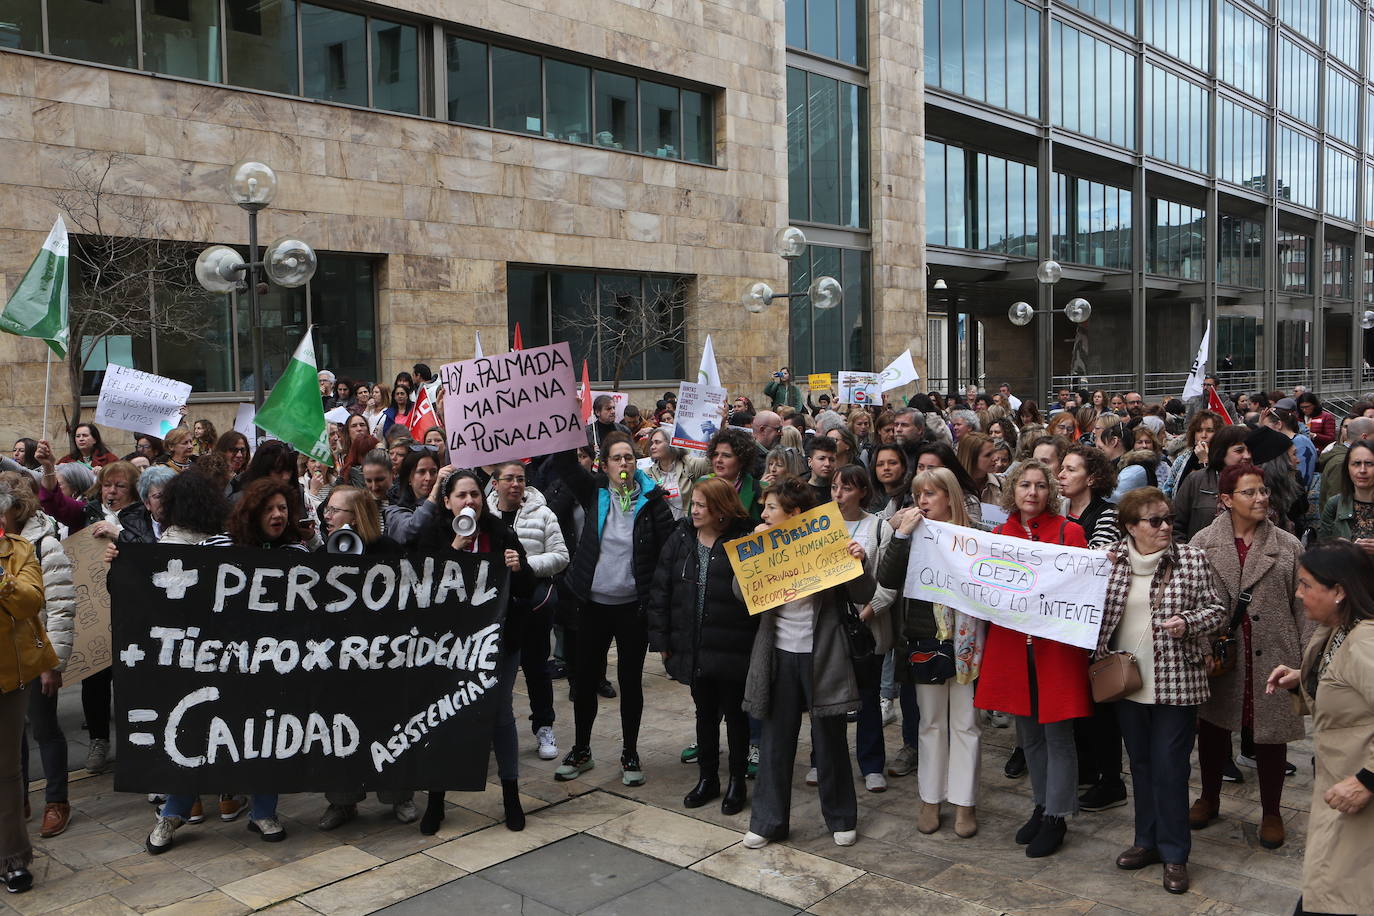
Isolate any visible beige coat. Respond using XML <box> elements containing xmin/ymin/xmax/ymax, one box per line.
<box><xmin>1190</xmin><ymin>513</ymin><xmax>1308</xmax><ymax>743</ymax></box>
<box><xmin>1295</xmin><ymin>622</ymin><xmax>1374</xmax><ymax>914</ymax></box>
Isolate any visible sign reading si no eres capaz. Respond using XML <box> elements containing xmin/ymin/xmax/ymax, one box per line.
<box><xmin>108</xmin><ymin>545</ymin><xmax>508</xmax><ymax>794</ymax></box>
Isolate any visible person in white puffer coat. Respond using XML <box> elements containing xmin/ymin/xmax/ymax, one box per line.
<box><xmin>2</xmin><ymin>472</ymin><xmax>76</xmax><ymax>839</ymax></box>
<box><xmin>487</xmin><ymin>460</ymin><xmax>570</xmax><ymax>762</ymax></box>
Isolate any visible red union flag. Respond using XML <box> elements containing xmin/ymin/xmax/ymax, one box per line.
<box><xmin>405</xmin><ymin>383</ymin><xmax>438</xmax><ymax>440</ymax></box>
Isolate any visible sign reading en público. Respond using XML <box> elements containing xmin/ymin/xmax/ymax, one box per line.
<box><xmin>108</xmin><ymin>544</ymin><xmax>508</xmax><ymax>793</ymax></box>
<box><xmin>726</xmin><ymin>503</ymin><xmax>862</xmax><ymax>615</ymax></box>
<box><xmin>903</xmin><ymin>518</ymin><xmax>1110</xmax><ymax>650</ymax></box>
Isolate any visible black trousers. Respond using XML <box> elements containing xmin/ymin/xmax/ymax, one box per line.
<box><xmin>1116</xmin><ymin>700</ymin><xmax>1196</xmax><ymax>865</ymax></box>
<box><xmin>690</xmin><ymin>676</ymin><xmax>748</xmax><ymax>781</ymax></box>
<box><xmin>81</xmin><ymin>668</ymin><xmax>112</xmax><ymax>741</ymax></box>
<box><xmin>1074</xmin><ymin>699</ymin><xmax>1124</xmax><ymax>786</ymax></box>
<box><xmin>520</xmin><ymin>596</ymin><xmax>556</xmax><ymax>732</ymax></box>
<box><xmin>572</xmin><ymin>601</ymin><xmax>647</xmax><ymax>753</ymax></box>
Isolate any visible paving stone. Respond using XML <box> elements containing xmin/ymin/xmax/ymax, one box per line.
<box><xmin>377</xmin><ymin>874</ymin><xmax>566</xmax><ymax>915</ymax></box>
<box><xmin>806</xmin><ymin>872</ymin><xmax>996</xmax><ymax>915</ymax></box>
<box><xmin>297</xmin><ymin>852</ymin><xmax>466</xmax><ymax>915</ymax></box>
<box><xmin>145</xmin><ymin>889</ymin><xmax>252</xmax><ymax>916</ymax></box>
<box><xmin>690</xmin><ymin>840</ymin><xmax>864</xmax><ymax>909</ymax></box>
<box><xmin>586</xmin><ymin>804</ymin><xmax>741</xmax><ymax>866</ymax></box>
<box><xmin>583</xmin><ymin>867</ymin><xmax>800</xmax><ymax>916</ymax></box>
<box><xmin>1</xmin><ymin>864</ymin><xmax>130</xmax><ymax>916</ymax></box>
<box><xmin>475</xmin><ymin>834</ymin><xmax>676</xmax><ymax>913</ymax></box>
<box><xmin>526</xmin><ymin>791</ymin><xmax>641</xmax><ymax>831</ymax></box>
<box><xmin>219</xmin><ymin>846</ymin><xmax>385</xmax><ymax>909</ymax></box>
<box><xmin>424</xmin><ymin>818</ymin><xmax>573</xmax><ymax>873</ymax></box>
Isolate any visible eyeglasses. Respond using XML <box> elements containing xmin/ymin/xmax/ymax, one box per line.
<box><xmin>408</xmin><ymin>444</ymin><xmax>436</xmax><ymax>453</ymax></box>
<box><xmin>323</xmin><ymin>506</ymin><xmax>354</xmax><ymax>516</ymax></box>
<box><xmin>1138</xmin><ymin>514</ymin><xmax>1175</xmax><ymax>529</ymax></box>
<box><xmin>1233</xmin><ymin>486</ymin><xmax>1270</xmax><ymax>499</ymax></box>
<box><xmin>497</xmin><ymin>475</ymin><xmax>526</xmax><ymax>484</ymax></box>
<box><xmin>230</xmin><ymin>447</ymin><xmax>248</xmax><ymax>454</ymax></box>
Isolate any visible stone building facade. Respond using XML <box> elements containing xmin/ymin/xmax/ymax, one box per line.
<box><xmin>0</xmin><ymin>0</ymin><xmax>925</xmax><ymax>450</ymax></box>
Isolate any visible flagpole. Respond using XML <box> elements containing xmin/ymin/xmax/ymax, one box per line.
<box><xmin>42</xmin><ymin>349</ymin><xmax>51</xmax><ymax>442</ymax></box>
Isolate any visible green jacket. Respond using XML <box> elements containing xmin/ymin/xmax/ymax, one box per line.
<box><xmin>1320</xmin><ymin>492</ymin><xmax>1359</xmax><ymax>541</ymax></box>
<box><xmin>763</xmin><ymin>379</ymin><xmax>804</xmax><ymax>411</ymax></box>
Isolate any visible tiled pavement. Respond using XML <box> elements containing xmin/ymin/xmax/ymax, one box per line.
<box><xmin>10</xmin><ymin>655</ymin><xmax>1314</xmax><ymax>915</ymax></box>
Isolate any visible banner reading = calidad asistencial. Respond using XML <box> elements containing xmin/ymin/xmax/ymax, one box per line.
<box><xmin>108</xmin><ymin>545</ymin><xmax>508</xmax><ymax>793</ymax></box>
<box><xmin>903</xmin><ymin>518</ymin><xmax>1110</xmax><ymax>650</ymax></box>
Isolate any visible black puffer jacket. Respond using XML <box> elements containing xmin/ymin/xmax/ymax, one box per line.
<box><xmin>646</xmin><ymin>518</ymin><xmax>757</xmax><ymax>684</ymax></box>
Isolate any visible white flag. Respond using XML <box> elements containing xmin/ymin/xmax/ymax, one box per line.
<box><xmin>1181</xmin><ymin>321</ymin><xmax>1211</xmax><ymax>401</ymax></box>
<box><xmin>473</xmin><ymin>331</ymin><xmax>484</xmax><ymax>359</ymax></box>
<box><xmin>878</xmin><ymin>349</ymin><xmax>920</xmax><ymax>392</ymax></box>
<box><xmin>697</xmin><ymin>334</ymin><xmax>721</xmax><ymax>388</ymax></box>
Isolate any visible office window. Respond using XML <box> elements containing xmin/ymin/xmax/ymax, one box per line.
<box><xmin>1326</xmin><ymin>69</ymin><xmax>1359</xmax><ymax>148</ymax></box>
<box><xmin>1277</xmin><ymin>230</ymin><xmax>1313</xmax><ymax>293</ymax></box>
<box><xmin>1324</xmin><ymin>241</ymin><xmax>1354</xmax><ymax>299</ymax></box>
<box><xmin>1219</xmin><ymin>2</ymin><xmax>1267</xmax><ymax>101</ymax></box>
<box><xmin>1059</xmin><ymin>0</ymin><xmax>1133</xmax><ymax>34</ymax></box>
<box><xmin>142</xmin><ymin>0</ymin><xmax>221</xmax><ymax>81</ymax></box>
<box><xmin>1217</xmin><ymin>99</ymin><xmax>1268</xmax><ymax>192</ymax></box>
<box><xmin>301</xmin><ymin>4</ymin><xmax>367</xmax><ymax>106</ymax></box>
<box><xmin>1326</xmin><ymin>146</ymin><xmax>1358</xmax><ymax>223</ymax></box>
<box><xmin>545</xmin><ymin>60</ymin><xmax>591</xmax><ymax>144</ymax></box>
<box><xmin>1365</xmin><ymin>248</ymin><xmax>1374</xmax><ymax>302</ymax></box>
<box><xmin>681</xmin><ymin>90</ymin><xmax>712</xmax><ymax>164</ymax></box>
<box><xmin>640</xmin><ymin>82</ymin><xmax>681</xmax><ymax>158</ymax></box>
<box><xmin>1218</xmin><ymin>215</ymin><xmax>1264</xmax><ymax>287</ymax></box>
<box><xmin>787</xmin><ymin>245</ymin><xmax>870</xmax><ymax>375</ymax></box>
<box><xmin>226</xmin><ymin>0</ymin><xmax>298</xmax><ymax>94</ymax></box>
<box><xmin>1147</xmin><ymin>66</ymin><xmax>1208</xmax><ymax>173</ymax></box>
<box><xmin>1276</xmin><ymin>125</ymin><xmax>1318</xmax><ymax>208</ymax></box>
<box><xmin>446</xmin><ymin>36</ymin><xmax>489</xmax><ymax>126</ymax></box>
<box><xmin>370</xmin><ymin>19</ymin><xmax>419</xmax><ymax>114</ymax></box>
<box><xmin>0</xmin><ymin>0</ymin><xmax>42</xmax><ymax>50</ymax></box>
<box><xmin>785</xmin><ymin>0</ymin><xmax>866</xmax><ymax>65</ymax></box>
<box><xmin>493</xmin><ymin>47</ymin><xmax>542</xmax><ymax>134</ymax></box>
<box><xmin>1328</xmin><ymin>0</ymin><xmax>1361</xmax><ymax>69</ymax></box>
<box><xmin>1051</xmin><ymin>173</ymin><xmax>1132</xmax><ymax>269</ymax></box>
<box><xmin>924</xmin><ymin>139</ymin><xmax>1037</xmax><ymax>255</ymax></box>
<box><xmin>594</xmin><ymin>71</ymin><xmax>638</xmax><ymax>151</ymax></box>
<box><xmin>926</xmin><ymin>0</ymin><xmax>1039</xmax><ymax>118</ymax></box>
<box><xmin>1280</xmin><ymin>0</ymin><xmax>1319</xmax><ymax>42</ymax></box>
<box><xmin>1277</xmin><ymin>38</ymin><xmax>1318</xmax><ymax>127</ymax></box>
<box><xmin>1149</xmin><ymin>199</ymin><xmax>1205</xmax><ymax>280</ymax></box>
<box><xmin>1052</xmin><ymin>21</ymin><xmax>1134</xmax><ymax>149</ymax></box>
<box><xmin>1145</xmin><ymin>0</ymin><xmax>1209</xmax><ymax>70</ymax></box>
<box><xmin>47</xmin><ymin>0</ymin><xmax>138</xmax><ymax>67</ymax></box>
<box><xmin>507</xmin><ymin>267</ymin><xmax>688</xmax><ymax>384</ymax></box>
<box><xmin>786</xmin><ymin>67</ymin><xmax>868</xmax><ymax>228</ymax></box>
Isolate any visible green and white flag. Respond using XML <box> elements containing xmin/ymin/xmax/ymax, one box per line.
<box><xmin>254</xmin><ymin>325</ymin><xmax>332</xmax><ymax>465</ymax></box>
<box><xmin>0</xmin><ymin>216</ymin><xmax>69</xmax><ymax>358</ymax></box>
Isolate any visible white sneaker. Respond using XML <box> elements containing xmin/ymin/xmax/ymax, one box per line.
<box><xmin>865</xmin><ymin>772</ymin><xmax>887</xmax><ymax>793</ymax></box>
<box><xmin>146</xmin><ymin>815</ymin><xmax>183</xmax><ymax>854</ymax></box>
<box><xmin>834</xmin><ymin>829</ymin><xmax>857</xmax><ymax>846</ymax></box>
<box><xmin>805</xmin><ymin>767</ymin><xmax>818</xmax><ymax>787</ymax></box>
<box><xmin>248</xmin><ymin>816</ymin><xmax>286</xmax><ymax>842</ymax></box>
<box><xmin>880</xmin><ymin>698</ymin><xmax>897</xmax><ymax>726</ymax></box>
<box><xmin>742</xmin><ymin>831</ymin><xmax>770</xmax><ymax>849</ymax></box>
<box><xmin>536</xmin><ymin>726</ymin><xmax>559</xmax><ymax>761</ymax></box>
<box><xmin>147</xmin><ymin>793</ymin><xmax>165</xmax><ymax>805</ymax></box>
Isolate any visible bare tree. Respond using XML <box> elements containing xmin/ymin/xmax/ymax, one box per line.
<box><xmin>557</xmin><ymin>280</ymin><xmax>689</xmax><ymax>390</ymax></box>
<box><xmin>48</xmin><ymin>152</ymin><xmax>216</xmax><ymax>439</ymax></box>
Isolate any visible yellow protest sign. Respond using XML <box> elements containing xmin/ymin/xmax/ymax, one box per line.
<box><xmin>725</xmin><ymin>502</ymin><xmax>862</xmax><ymax>615</ymax></box>
<box><xmin>807</xmin><ymin>373</ymin><xmax>832</xmax><ymax>392</ymax></box>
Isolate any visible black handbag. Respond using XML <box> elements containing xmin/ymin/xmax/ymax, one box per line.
<box><xmin>840</xmin><ymin>601</ymin><xmax>877</xmax><ymax>660</ymax></box>
<box><xmin>1207</xmin><ymin>589</ymin><xmax>1253</xmax><ymax>679</ymax></box>
<box><xmin>907</xmin><ymin>637</ymin><xmax>956</xmax><ymax>684</ymax></box>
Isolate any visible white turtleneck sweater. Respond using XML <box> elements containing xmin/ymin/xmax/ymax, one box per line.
<box><xmin>1110</xmin><ymin>540</ymin><xmax>1162</xmax><ymax>704</ymax></box>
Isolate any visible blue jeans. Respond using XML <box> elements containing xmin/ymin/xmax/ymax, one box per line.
<box><xmin>21</xmin><ymin>679</ymin><xmax>68</xmax><ymax>803</ymax></box>
<box><xmin>161</xmin><ymin>793</ymin><xmax>278</xmax><ymax>820</ymax></box>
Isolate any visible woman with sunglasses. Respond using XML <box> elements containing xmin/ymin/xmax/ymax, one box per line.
<box><xmin>1094</xmin><ymin>488</ymin><xmax>1226</xmax><ymax>894</ymax></box>
<box><xmin>1188</xmin><ymin>463</ymin><xmax>1306</xmax><ymax>851</ymax></box>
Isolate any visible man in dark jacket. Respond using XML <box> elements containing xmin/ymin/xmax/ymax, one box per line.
<box><xmin>585</xmin><ymin>395</ymin><xmax>630</xmax><ymax>454</ymax></box>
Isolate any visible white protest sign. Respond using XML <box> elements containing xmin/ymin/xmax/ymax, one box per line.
<box><xmin>233</xmin><ymin>403</ymin><xmax>261</xmax><ymax>446</ymax></box>
<box><xmin>980</xmin><ymin>502</ymin><xmax>1009</xmax><ymax>527</ymax></box>
<box><xmin>904</xmin><ymin>518</ymin><xmax>1109</xmax><ymax>650</ymax></box>
<box><xmin>94</xmin><ymin>364</ymin><xmax>191</xmax><ymax>438</ymax></box>
<box><xmin>439</xmin><ymin>341</ymin><xmax>585</xmax><ymax>466</ymax></box>
<box><xmin>837</xmin><ymin>370</ymin><xmax>881</xmax><ymax>406</ymax></box>
<box><xmin>671</xmin><ymin>381</ymin><xmax>727</xmax><ymax>451</ymax></box>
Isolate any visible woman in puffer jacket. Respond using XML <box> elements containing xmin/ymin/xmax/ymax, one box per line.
<box><xmin>486</xmin><ymin>460</ymin><xmax>569</xmax><ymax>763</ymax></box>
<box><xmin>0</xmin><ymin>473</ymin><xmax>75</xmax><ymax>841</ymax></box>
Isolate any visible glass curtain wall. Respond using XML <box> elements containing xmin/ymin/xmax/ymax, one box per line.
<box><xmin>925</xmin><ymin>138</ymin><xmax>1038</xmax><ymax>256</ymax></box>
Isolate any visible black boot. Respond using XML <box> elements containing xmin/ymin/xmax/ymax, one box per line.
<box><xmin>684</xmin><ymin>774</ymin><xmax>721</xmax><ymax>809</ymax></box>
<box><xmin>1014</xmin><ymin>805</ymin><xmax>1044</xmax><ymax>845</ymax></box>
<box><xmin>502</xmin><ymin>779</ymin><xmax>525</xmax><ymax>832</ymax></box>
<box><xmin>1026</xmin><ymin>815</ymin><xmax>1067</xmax><ymax>858</ymax></box>
<box><xmin>419</xmin><ymin>792</ymin><xmax>446</xmax><ymax>836</ymax></box>
<box><xmin>721</xmin><ymin>776</ymin><xmax>746</xmax><ymax>815</ymax></box>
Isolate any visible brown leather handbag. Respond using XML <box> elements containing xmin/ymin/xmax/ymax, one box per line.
<box><xmin>1089</xmin><ymin>651</ymin><xmax>1142</xmax><ymax>703</ymax></box>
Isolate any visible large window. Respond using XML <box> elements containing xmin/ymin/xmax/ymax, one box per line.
<box><xmin>787</xmin><ymin>67</ymin><xmax>868</xmax><ymax>228</ymax></box>
<box><xmin>785</xmin><ymin>0</ymin><xmax>866</xmax><ymax>65</ymax></box>
<box><xmin>142</xmin><ymin>0</ymin><xmax>221</xmax><ymax>81</ymax></box>
<box><xmin>1277</xmin><ymin>230</ymin><xmax>1313</xmax><ymax>293</ymax></box>
<box><xmin>1145</xmin><ymin>0</ymin><xmax>1209</xmax><ymax>70</ymax></box>
<box><xmin>1280</xmin><ymin>0</ymin><xmax>1319</xmax><ymax>42</ymax></box>
<box><xmin>1324</xmin><ymin>241</ymin><xmax>1354</xmax><ymax>299</ymax></box>
<box><xmin>1218</xmin><ymin>215</ymin><xmax>1264</xmax><ymax>287</ymax></box>
<box><xmin>507</xmin><ymin>267</ymin><xmax>688</xmax><ymax>384</ymax></box>
<box><xmin>1277</xmin><ymin>38</ymin><xmax>1319</xmax><ymax>127</ymax></box>
<box><xmin>1051</xmin><ymin>174</ymin><xmax>1133</xmax><ymax>269</ymax></box>
<box><xmin>1060</xmin><ymin>0</ymin><xmax>1133</xmax><ymax>34</ymax></box>
<box><xmin>1217</xmin><ymin>99</ymin><xmax>1267</xmax><ymax>191</ymax></box>
<box><xmin>1147</xmin><ymin>67</ymin><xmax>1208</xmax><ymax>173</ymax></box>
<box><xmin>926</xmin><ymin>0</ymin><xmax>1040</xmax><ymax>118</ymax></box>
<box><xmin>925</xmin><ymin>139</ymin><xmax>1037</xmax><ymax>255</ymax></box>
<box><xmin>1276</xmin><ymin>125</ymin><xmax>1318</xmax><ymax>208</ymax></box>
<box><xmin>1326</xmin><ymin>69</ymin><xmax>1359</xmax><ymax>148</ymax></box>
<box><xmin>786</xmin><ymin>245</ymin><xmax>870</xmax><ymax>376</ymax></box>
<box><xmin>0</xmin><ymin>0</ymin><xmax>42</xmax><ymax>50</ymax></box>
<box><xmin>48</xmin><ymin>0</ymin><xmax>138</xmax><ymax>67</ymax></box>
<box><xmin>1148</xmin><ymin>199</ymin><xmax>1204</xmax><ymax>280</ymax></box>
<box><xmin>1328</xmin><ymin>0</ymin><xmax>1361</xmax><ymax>69</ymax></box>
<box><xmin>226</xmin><ymin>0</ymin><xmax>298</xmax><ymax>95</ymax></box>
<box><xmin>1051</xmin><ymin>21</ymin><xmax>1134</xmax><ymax>149</ymax></box>
<box><xmin>446</xmin><ymin>37</ymin><xmax>714</xmax><ymax>163</ymax></box>
<box><xmin>302</xmin><ymin>5</ymin><xmax>367</xmax><ymax>107</ymax></box>
<box><xmin>1219</xmin><ymin>2</ymin><xmax>1267</xmax><ymax>101</ymax></box>
<box><xmin>1326</xmin><ymin>146</ymin><xmax>1358</xmax><ymax>223</ymax></box>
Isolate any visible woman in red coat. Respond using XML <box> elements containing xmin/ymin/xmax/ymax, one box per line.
<box><xmin>975</xmin><ymin>459</ymin><xmax>1091</xmax><ymax>858</ymax></box>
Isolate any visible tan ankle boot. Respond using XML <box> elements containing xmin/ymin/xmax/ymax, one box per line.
<box><xmin>917</xmin><ymin>801</ymin><xmax>941</xmax><ymax>834</ymax></box>
<box><xmin>953</xmin><ymin>804</ymin><xmax>977</xmax><ymax>838</ymax></box>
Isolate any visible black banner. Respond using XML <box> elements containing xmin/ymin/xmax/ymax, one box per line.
<box><xmin>109</xmin><ymin>545</ymin><xmax>507</xmax><ymax>793</ymax></box>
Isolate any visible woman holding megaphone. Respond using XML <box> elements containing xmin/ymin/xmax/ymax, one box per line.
<box><xmin>414</xmin><ymin>469</ymin><xmax>532</xmax><ymax>835</ymax></box>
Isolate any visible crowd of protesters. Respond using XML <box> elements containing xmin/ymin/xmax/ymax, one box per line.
<box><xmin>1</xmin><ymin>365</ymin><xmax>1371</xmax><ymax>916</ymax></box>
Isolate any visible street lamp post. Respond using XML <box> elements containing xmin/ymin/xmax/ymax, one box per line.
<box><xmin>740</xmin><ymin>227</ymin><xmax>844</xmax><ymax>313</ymax></box>
<box><xmin>194</xmin><ymin>160</ymin><xmax>318</xmax><ymax>412</ymax></box>
<box><xmin>1009</xmin><ymin>259</ymin><xmax>1091</xmax><ymax>398</ymax></box>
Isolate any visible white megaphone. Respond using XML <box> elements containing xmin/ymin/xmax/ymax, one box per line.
<box><xmin>452</xmin><ymin>506</ymin><xmax>478</xmax><ymax>537</ymax></box>
<box><xmin>326</xmin><ymin>524</ymin><xmax>365</xmax><ymax>555</ymax></box>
